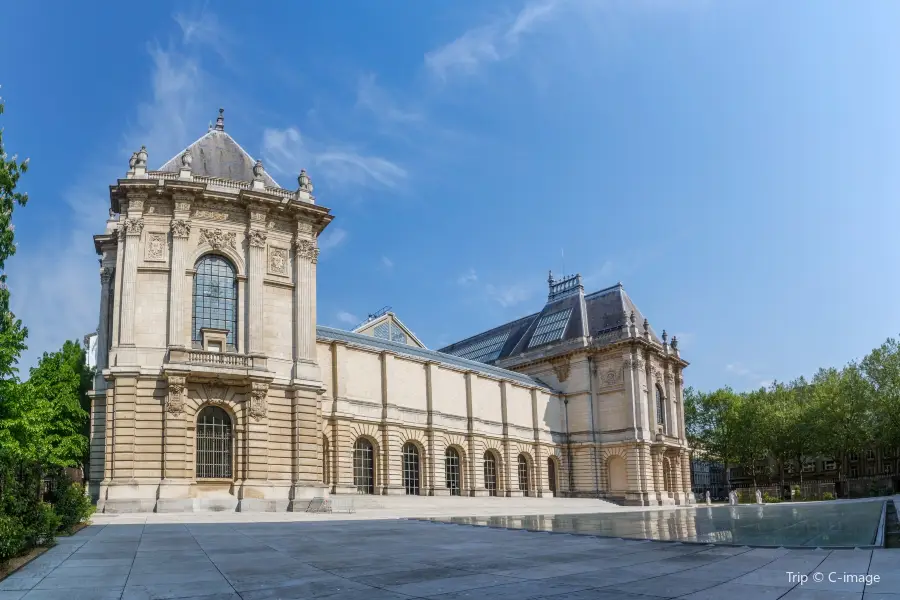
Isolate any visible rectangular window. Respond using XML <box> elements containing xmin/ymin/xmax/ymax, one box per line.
<box><xmin>848</xmin><ymin>452</ymin><xmax>859</xmax><ymax>462</ymax></box>
<box><xmin>866</xmin><ymin>449</ymin><xmax>876</xmax><ymax>461</ymax></box>
<box><xmin>802</xmin><ymin>462</ymin><xmax>815</xmax><ymax>473</ymax></box>
<box><xmin>884</xmin><ymin>463</ymin><xmax>894</xmax><ymax>475</ymax></box>
<box><xmin>823</xmin><ymin>460</ymin><xmax>836</xmax><ymax>471</ymax></box>
<box><xmin>208</xmin><ymin>342</ymin><xmax>222</xmax><ymax>353</ymax></box>
<box><xmin>528</xmin><ymin>308</ymin><xmax>573</xmax><ymax>348</ymax></box>
<box><xmin>849</xmin><ymin>465</ymin><xmax>859</xmax><ymax>478</ymax></box>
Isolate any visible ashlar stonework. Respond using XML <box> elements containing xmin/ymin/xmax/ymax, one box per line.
<box><xmin>88</xmin><ymin>110</ymin><xmax>692</xmax><ymax>512</ymax></box>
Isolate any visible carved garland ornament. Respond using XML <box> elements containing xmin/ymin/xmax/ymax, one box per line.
<box><xmin>165</xmin><ymin>376</ymin><xmax>186</xmax><ymax>416</ymax></box>
<box><xmin>199</xmin><ymin>228</ymin><xmax>236</xmax><ymax>251</ymax></box>
<box><xmin>249</xmin><ymin>382</ymin><xmax>268</xmax><ymax>421</ymax></box>
<box><xmin>171</xmin><ymin>219</ymin><xmax>191</xmax><ymax>238</ymax></box>
<box><xmin>295</xmin><ymin>238</ymin><xmax>319</xmax><ymax>264</ymax></box>
<box><xmin>247</xmin><ymin>229</ymin><xmax>268</xmax><ymax>248</ymax></box>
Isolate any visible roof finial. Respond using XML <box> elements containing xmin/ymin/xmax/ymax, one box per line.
<box><xmin>629</xmin><ymin>310</ymin><xmax>635</xmax><ymax>324</ymax></box>
<box><xmin>128</xmin><ymin>152</ymin><xmax>137</xmax><ymax>170</ymax></box>
<box><xmin>214</xmin><ymin>108</ymin><xmax>225</xmax><ymax>131</ymax></box>
<box><xmin>252</xmin><ymin>159</ymin><xmax>265</xmax><ymax>181</ymax></box>
<box><xmin>671</xmin><ymin>336</ymin><xmax>678</xmax><ymax>350</ymax></box>
<box><xmin>548</xmin><ymin>270</ymin><xmax>555</xmax><ymax>285</ymax></box>
<box><xmin>136</xmin><ymin>145</ymin><xmax>148</xmax><ymax>168</ymax></box>
<box><xmin>643</xmin><ymin>318</ymin><xmax>649</xmax><ymax>333</ymax></box>
<box><xmin>298</xmin><ymin>169</ymin><xmax>313</xmax><ymax>193</ymax></box>
<box><xmin>662</xmin><ymin>330</ymin><xmax>668</xmax><ymax>344</ymax></box>
<box><xmin>181</xmin><ymin>149</ymin><xmax>193</xmax><ymax>168</ymax></box>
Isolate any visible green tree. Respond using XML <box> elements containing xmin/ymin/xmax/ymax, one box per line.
<box><xmin>811</xmin><ymin>365</ymin><xmax>873</xmax><ymax>486</ymax></box>
<box><xmin>731</xmin><ymin>389</ymin><xmax>771</xmax><ymax>487</ymax></box>
<box><xmin>860</xmin><ymin>337</ymin><xmax>900</xmax><ymax>453</ymax></box>
<box><xmin>0</xmin><ymin>94</ymin><xmax>29</xmax><ymax>384</ymax></box>
<box><xmin>685</xmin><ymin>386</ymin><xmax>742</xmax><ymax>488</ymax></box>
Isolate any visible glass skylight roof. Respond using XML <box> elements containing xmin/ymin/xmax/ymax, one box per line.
<box><xmin>528</xmin><ymin>308</ymin><xmax>573</xmax><ymax>348</ymax></box>
<box><xmin>448</xmin><ymin>331</ymin><xmax>510</xmax><ymax>363</ymax></box>
<box><xmin>373</xmin><ymin>322</ymin><xmax>391</xmax><ymax>340</ymax></box>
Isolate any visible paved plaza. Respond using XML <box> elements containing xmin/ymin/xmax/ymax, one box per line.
<box><xmin>2</xmin><ymin>511</ymin><xmax>899</xmax><ymax>600</ymax></box>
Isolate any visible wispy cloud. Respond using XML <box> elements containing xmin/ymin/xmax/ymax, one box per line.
<box><xmin>336</xmin><ymin>310</ymin><xmax>358</xmax><ymax>325</ymax></box>
<box><xmin>425</xmin><ymin>0</ymin><xmax>563</xmax><ymax>81</ymax></box>
<box><xmin>173</xmin><ymin>9</ymin><xmax>230</xmax><ymax>62</ymax></box>
<box><xmin>485</xmin><ymin>282</ymin><xmax>535</xmax><ymax>308</ymax></box>
<box><xmin>380</xmin><ymin>256</ymin><xmax>394</xmax><ymax>270</ymax></box>
<box><xmin>356</xmin><ymin>73</ymin><xmax>422</xmax><ymax>125</ymax></box>
<box><xmin>317</xmin><ymin>227</ymin><xmax>348</xmax><ymax>252</ymax></box>
<box><xmin>457</xmin><ymin>268</ymin><xmax>478</xmax><ymax>286</ymax></box>
<box><xmin>262</xmin><ymin>126</ymin><xmax>407</xmax><ymax>190</ymax></box>
<box><xmin>726</xmin><ymin>362</ymin><xmax>772</xmax><ymax>390</ymax></box>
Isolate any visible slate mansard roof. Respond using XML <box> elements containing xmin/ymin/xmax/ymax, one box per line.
<box><xmin>316</xmin><ymin>326</ymin><xmax>552</xmax><ymax>391</ymax></box>
<box><xmin>438</xmin><ymin>275</ymin><xmax>663</xmax><ymax>366</ymax></box>
<box><xmin>158</xmin><ymin>109</ymin><xmax>280</xmax><ymax>188</ymax></box>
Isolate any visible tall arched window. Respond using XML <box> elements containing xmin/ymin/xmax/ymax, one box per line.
<box><xmin>517</xmin><ymin>454</ymin><xmax>529</xmax><ymax>493</ymax></box>
<box><xmin>353</xmin><ymin>438</ymin><xmax>375</xmax><ymax>494</ymax></box>
<box><xmin>445</xmin><ymin>448</ymin><xmax>461</xmax><ymax>496</ymax></box>
<box><xmin>402</xmin><ymin>443</ymin><xmax>420</xmax><ymax>496</ymax></box>
<box><xmin>483</xmin><ymin>451</ymin><xmax>498</xmax><ymax>497</ymax></box>
<box><xmin>655</xmin><ymin>385</ymin><xmax>666</xmax><ymax>427</ymax></box>
<box><xmin>192</xmin><ymin>255</ymin><xmax>238</xmax><ymax>350</ymax></box>
<box><xmin>196</xmin><ymin>406</ymin><xmax>232</xmax><ymax>479</ymax></box>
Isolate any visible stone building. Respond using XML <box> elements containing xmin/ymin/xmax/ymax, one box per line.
<box><xmin>89</xmin><ymin>110</ymin><xmax>693</xmax><ymax>512</ymax></box>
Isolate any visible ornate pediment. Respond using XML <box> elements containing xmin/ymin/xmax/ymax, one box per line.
<box><xmin>199</xmin><ymin>228</ymin><xmax>236</xmax><ymax>251</ymax></box>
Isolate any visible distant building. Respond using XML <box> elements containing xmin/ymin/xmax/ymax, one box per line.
<box><xmin>83</xmin><ymin>332</ymin><xmax>98</xmax><ymax>370</ymax></box>
<box><xmin>690</xmin><ymin>457</ymin><xmax>726</xmax><ymax>499</ymax></box>
<box><xmin>728</xmin><ymin>448</ymin><xmax>900</xmax><ymax>488</ymax></box>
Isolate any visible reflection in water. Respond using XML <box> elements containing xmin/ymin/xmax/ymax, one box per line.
<box><xmin>432</xmin><ymin>500</ymin><xmax>885</xmax><ymax>548</ymax></box>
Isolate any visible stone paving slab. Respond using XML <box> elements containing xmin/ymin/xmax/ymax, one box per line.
<box><xmin>2</xmin><ymin>519</ymin><xmax>899</xmax><ymax>599</ymax></box>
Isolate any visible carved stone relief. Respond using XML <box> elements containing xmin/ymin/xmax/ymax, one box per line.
<box><xmin>100</xmin><ymin>266</ymin><xmax>114</xmax><ymax>284</ymax></box>
<box><xmin>249</xmin><ymin>382</ymin><xmax>268</xmax><ymax>421</ymax></box>
<box><xmin>268</xmin><ymin>246</ymin><xmax>289</xmax><ymax>276</ymax></box>
<box><xmin>146</xmin><ymin>202</ymin><xmax>173</xmax><ymax>216</ymax></box>
<box><xmin>199</xmin><ymin>228</ymin><xmax>236</xmax><ymax>251</ymax></box>
<box><xmin>551</xmin><ymin>359</ymin><xmax>571</xmax><ymax>383</ymax></box>
<box><xmin>165</xmin><ymin>376</ymin><xmax>186</xmax><ymax>416</ymax></box>
<box><xmin>194</xmin><ymin>209</ymin><xmax>229</xmax><ymax>222</ymax></box>
<box><xmin>145</xmin><ymin>232</ymin><xmax>167</xmax><ymax>261</ymax></box>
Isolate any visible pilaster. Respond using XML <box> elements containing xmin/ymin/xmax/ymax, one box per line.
<box><xmin>118</xmin><ymin>194</ymin><xmax>146</xmax><ymax>350</ymax></box>
<box><xmin>425</xmin><ymin>362</ymin><xmax>439</xmax><ymax>495</ymax></box>
<box><xmin>168</xmin><ymin>195</ymin><xmax>192</xmax><ymax>348</ymax></box>
<box><xmin>464</xmin><ymin>372</ymin><xmax>486</xmax><ymax>496</ymax></box>
<box><xmin>293</xmin><ymin>220</ymin><xmax>320</xmax><ymax>381</ymax></box>
<box><xmin>95</xmin><ymin>266</ymin><xmax>113</xmax><ymax>384</ymax></box>
<box><xmin>246</xmin><ymin>204</ymin><xmax>268</xmax><ymax>355</ymax></box>
<box><xmin>157</xmin><ymin>373</ymin><xmax>192</xmax><ymax>512</ymax></box>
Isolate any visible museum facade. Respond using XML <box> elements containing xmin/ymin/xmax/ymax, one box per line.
<box><xmin>89</xmin><ymin>110</ymin><xmax>693</xmax><ymax>512</ymax></box>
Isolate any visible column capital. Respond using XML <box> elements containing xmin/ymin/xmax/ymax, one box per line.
<box><xmin>246</xmin><ymin>228</ymin><xmax>268</xmax><ymax>248</ymax></box>
<box><xmin>100</xmin><ymin>266</ymin><xmax>114</xmax><ymax>285</ymax></box>
<box><xmin>247</xmin><ymin>202</ymin><xmax>269</xmax><ymax>224</ymax></box>
<box><xmin>294</xmin><ymin>237</ymin><xmax>319</xmax><ymax>264</ymax></box>
<box><xmin>295</xmin><ymin>219</ymin><xmax>314</xmax><ymax>238</ymax></box>
<box><xmin>171</xmin><ymin>219</ymin><xmax>191</xmax><ymax>238</ymax></box>
<box><xmin>124</xmin><ymin>217</ymin><xmax>144</xmax><ymax>236</ymax></box>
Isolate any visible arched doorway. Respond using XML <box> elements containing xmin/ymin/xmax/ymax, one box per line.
<box><xmin>353</xmin><ymin>438</ymin><xmax>375</xmax><ymax>494</ymax></box>
<box><xmin>517</xmin><ymin>454</ymin><xmax>530</xmax><ymax>494</ymax></box>
<box><xmin>547</xmin><ymin>457</ymin><xmax>558</xmax><ymax>497</ymax></box>
<box><xmin>445</xmin><ymin>448</ymin><xmax>461</xmax><ymax>496</ymax></box>
<box><xmin>608</xmin><ymin>455</ymin><xmax>627</xmax><ymax>492</ymax></box>
<box><xmin>196</xmin><ymin>406</ymin><xmax>232</xmax><ymax>479</ymax></box>
<box><xmin>483</xmin><ymin>451</ymin><xmax>498</xmax><ymax>497</ymax></box>
<box><xmin>402</xmin><ymin>442</ymin><xmax>421</xmax><ymax>495</ymax></box>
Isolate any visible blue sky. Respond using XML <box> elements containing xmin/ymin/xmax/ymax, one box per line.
<box><xmin>3</xmin><ymin>1</ymin><xmax>900</xmax><ymax>392</ymax></box>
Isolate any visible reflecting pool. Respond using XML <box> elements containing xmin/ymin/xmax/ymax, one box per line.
<box><xmin>429</xmin><ymin>500</ymin><xmax>886</xmax><ymax>548</ymax></box>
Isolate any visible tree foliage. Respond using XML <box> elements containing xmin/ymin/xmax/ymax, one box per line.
<box><xmin>686</xmin><ymin>338</ymin><xmax>900</xmax><ymax>490</ymax></box>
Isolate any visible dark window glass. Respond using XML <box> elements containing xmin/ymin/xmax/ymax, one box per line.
<box><xmin>402</xmin><ymin>443</ymin><xmax>420</xmax><ymax>495</ymax></box>
<box><xmin>445</xmin><ymin>448</ymin><xmax>461</xmax><ymax>496</ymax></box>
<box><xmin>192</xmin><ymin>255</ymin><xmax>238</xmax><ymax>349</ymax></box>
<box><xmin>484</xmin><ymin>451</ymin><xmax>498</xmax><ymax>497</ymax></box>
<box><xmin>517</xmin><ymin>454</ymin><xmax>529</xmax><ymax>492</ymax></box>
<box><xmin>353</xmin><ymin>438</ymin><xmax>375</xmax><ymax>494</ymax></box>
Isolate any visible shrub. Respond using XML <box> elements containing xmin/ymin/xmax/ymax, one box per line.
<box><xmin>25</xmin><ymin>503</ymin><xmax>60</xmax><ymax>548</ymax></box>
<box><xmin>0</xmin><ymin>515</ymin><xmax>27</xmax><ymax>562</ymax></box>
<box><xmin>822</xmin><ymin>492</ymin><xmax>835</xmax><ymax>500</ymax></box>
<box><xmin>53</xmin><ymin>483</ymin><xmax>94</xmax><ymax>533</ymax></box>
<box><xmin>762</xmin><ymin>493</ymin><xmax>781</xmax><ymax>503</ymax></box>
